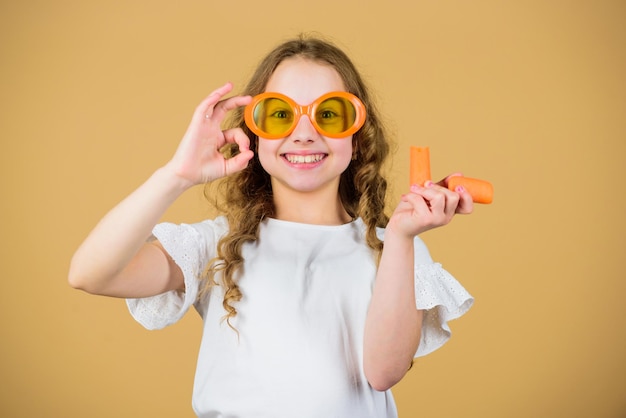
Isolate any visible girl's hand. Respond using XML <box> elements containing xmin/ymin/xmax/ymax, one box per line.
<box><xmin>165</xmin><ymin>82</ymin><xmax>254</xmax><ymax>188</ymax></box>
<box><xmin>389</xmin><ymin>174</ymin><xmax>474</xmax><ymax>238</ymax></box>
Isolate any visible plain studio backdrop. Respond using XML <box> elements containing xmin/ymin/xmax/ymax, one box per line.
<box><xmin>1</xmin><ymin>1</ymin><xmax>624</xmax><ymax>417</ymax></box>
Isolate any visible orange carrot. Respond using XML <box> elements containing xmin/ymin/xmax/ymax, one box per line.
<box><xmin>448</xmin><ymin>176</ymin><xmax>494</xmax><ymax>204</ymax></box>
<box><xmin>409</xmin><ymin>146</ymin><xmax>431</xmax><ymax>187</ymax></box>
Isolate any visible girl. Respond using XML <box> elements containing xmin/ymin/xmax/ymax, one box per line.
<box><xmin>69</xmin><ymin>35</ymin><xmax>474</xmax><ymax>417</ymax></box>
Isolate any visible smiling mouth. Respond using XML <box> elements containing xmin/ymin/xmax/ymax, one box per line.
<box><xmin>283</xmin><ymin>153</ymin><xmax>326</xmax><ymax>164</ymax></box>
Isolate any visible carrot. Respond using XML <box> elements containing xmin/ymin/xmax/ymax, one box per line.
<box><xmin>409</xmin><ymin>146</ymin><xmax>431</xmax><ymax>187</ymax></box>
<box><xmin>448</xmin><ymin>176</ymin><xmax>494</xmax><ymax>204</ymax></box>
<box><xmin>409</xmin><ymin>145</ymin><xmax>494</xmax><ymax>204</ymax></box>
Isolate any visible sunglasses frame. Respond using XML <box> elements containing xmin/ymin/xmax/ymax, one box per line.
<box><xmin>244</xmin><ymin>91</ymin><xmax>366</xmax><ymax>139</ymax></box>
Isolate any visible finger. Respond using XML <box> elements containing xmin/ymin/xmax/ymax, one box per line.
<box><xmin>402</xmin><ymin>187</ymin><xmax>432</xmax><ymax>216</ymax></box>
<box><xmin>225</xmin><ymin>148</ymin><xmax>254</xmax><ymax>174</ymax></box>
<box><xmin>222</xmin><ymin>129</ymin><xmax>254</xmax><ymax>174</ymax></box>
<box><xmin>412</xmin><ymin>183</ymin><xmax>445</xmax><ymax>210</ymax></box>
<box><xmin>222</xmin><ymin>128</ymin><xmax>254</xmax><ymax>173</ymax></box>
<box><xmin>222</xmin><ymin>127</ymin><xmax>251</xmax><ymax>153</ymax></box>
<box><xmin>210</xmin><ymin>94</ymin><xmax>252</xmax><ymax>123</ymax></box>
<box><xmin>433</xmin><ymin>175</ymin><xmax>474</xmax><ymax>215</ymax></box>
<box><xmin>452</xmin><ymin>184</ymin><xmax>474</xmax><ymax>214</ymax></box>
<box><xmin>192</xmin><ymin>82</ymin><xmax>234</xmax><ymax>121</ymax></box>
<box><xmin>421</xmin><ymin>182</ymin><xmax>460</xmax><ymax>219</ymax></box>
<box><xmin>426</xmin><ymin>187</ymin><xmax>449</xmax><ymax>217</ymax></box>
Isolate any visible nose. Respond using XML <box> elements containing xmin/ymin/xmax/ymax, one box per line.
<box><xmin>289</xmin><ymin>114</ymin><xmax>319</xmax><ymax>143</ymax></box>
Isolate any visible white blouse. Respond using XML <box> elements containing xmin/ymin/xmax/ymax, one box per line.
<box><xmin>127</xmin><ymin>217</ymin><xmax>473</xmax><ymax>418</ymax></box>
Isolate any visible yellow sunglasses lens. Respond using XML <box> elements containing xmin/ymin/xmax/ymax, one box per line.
<box><xmin>252</xmin><ymin>97</ymin><xmax>295</xmax><ymax>136</ymax></box>
<box><xmin>314</xmin><ymin>97</ymin><xmax>357</xmax><ymax>135</ymax></box>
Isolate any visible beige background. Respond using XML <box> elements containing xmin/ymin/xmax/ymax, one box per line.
<box><xmin>2</xmin><ymin>1</ymin><xmax>625</xmax><ymax>417</ymax></box>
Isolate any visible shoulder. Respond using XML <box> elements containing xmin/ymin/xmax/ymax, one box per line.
<box><xmin>199</xmin><ymin>215</ymin><xmax>230</xmax><ymax>238</ymax></box>
<box><xmin>154</xmin><ymin>216</ymin><xmax>229</xmax><ymax>239</ymax></box>
<box><xmin>151</xmin><ymin>216</ymin><xmax>230</xmax><ymax>261</ymax></box>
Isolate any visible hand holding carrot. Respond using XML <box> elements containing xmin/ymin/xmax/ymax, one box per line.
<box><xmin>410</xmin><ymin>146</ymin><xmax>494</xmax><ymax>204</ymax></box>
<box><xmin>389</xmin><ymin>180</ymin><xmax>473</xmax><ymax>237</ymax></box>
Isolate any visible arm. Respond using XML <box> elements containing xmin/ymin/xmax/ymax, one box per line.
<box><xmin>363</xmin><ymin>178</ymin><xmax>473</xmax><ymax>391</ymax></box>
<box><xmin>68</xmin><ymin>83</ymin><xmax>253</xmax><ymax>298</ymax></box>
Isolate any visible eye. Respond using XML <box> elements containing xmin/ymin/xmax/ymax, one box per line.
<box><xmin>319</xmin><ymin>109</ymin><xmax>339</xmax><ymax>119</ymax></box>
<box><xmin>271</xmin><ymin>110</ymin><xmax>289</xmax><ymax>119</ymax></box>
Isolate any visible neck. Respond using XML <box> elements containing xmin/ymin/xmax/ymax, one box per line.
<box><xmin>272</xmin><ymin>182</ymin><xmax>352</xmax><ymax>226</ymax></box>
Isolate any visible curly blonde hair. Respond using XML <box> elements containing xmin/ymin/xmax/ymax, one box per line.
<box><xmin>204</xmin><ymin>35</ymin><xmax>391</xmax><ymax>328</ymax></box>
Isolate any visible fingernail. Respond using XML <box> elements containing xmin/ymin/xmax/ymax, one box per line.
<box><xmin>424</xmin><ymin>180</ymin><xmax>434</xmax><ymax>187</ymax></box>
<box><xmin>410</xmin><ymin>184</ymin><xmax>419</xmax><ymax>193</ymax></box>
<box><xmin>455</xmin><ymin>185</ymin><xmax>465</xmax><ymax>193</ymax></box>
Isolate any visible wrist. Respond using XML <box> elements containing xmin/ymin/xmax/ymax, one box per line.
<box><xmin>385</xmin><ymin>218</ymin><xmax>419</xmax><ymax>242</ymax></box>
<box><xmin>153</xmin><ymin>164</ymin><xmax>197</xmax><ymax>196</ymax></box>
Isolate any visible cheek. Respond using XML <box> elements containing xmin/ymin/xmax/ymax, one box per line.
<box><xmin>257</xmin><ymin>138</ymin><xmax>279</xmax><ymax>170</ymax></box>
<box><xmin>334</xmin><ymin>137</ymin><xmax>354</xmax><ymax>164</ymax></box>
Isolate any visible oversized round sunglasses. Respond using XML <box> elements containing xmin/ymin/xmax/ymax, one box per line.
<box><xmin>244</xmin><ymin>91</ymin><xmax>366</xmax><ymax>139</ymax></box>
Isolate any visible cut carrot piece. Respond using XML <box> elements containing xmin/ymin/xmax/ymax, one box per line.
<box><xmin>409</xmin><ymin>146</ymin><xmax>431</xmax><ymax>187</ymax></box>
<box><xmin>448</xmin><ymin>176</ymin><xmax>494</xmax><ymax>204</ymax></box>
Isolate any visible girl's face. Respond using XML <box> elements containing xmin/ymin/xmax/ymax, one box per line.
<box><xmin>257</xmin><ymin>57</ymin><xmax>354</xmax><ymax>197</ymax></box>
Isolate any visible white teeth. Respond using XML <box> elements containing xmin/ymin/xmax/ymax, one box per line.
<box><xmin>285</xmin><ymin>154</ymin><xmax>324</xmax><ymax>164</ymax></box>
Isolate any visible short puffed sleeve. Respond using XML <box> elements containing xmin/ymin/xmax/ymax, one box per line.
<box><xmin>412</xmin><ymin>236</ymin><xmax>474</xmax><ymax>357</ymax></box>
<box><xmin>126</xmin><ymin>218</ymin><xmax>227</xmax><ymax>330</ymax></box>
